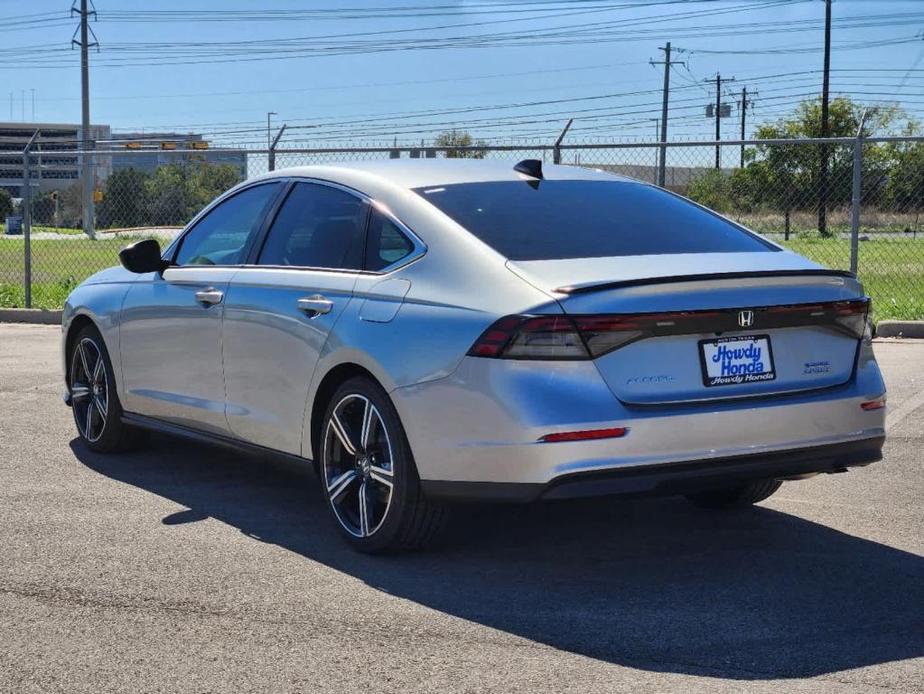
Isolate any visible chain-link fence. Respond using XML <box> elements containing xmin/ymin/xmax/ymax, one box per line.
<box><xmin>2</xmin><ymin>136</ymin><xmax>922</xmax><ymax>320</ymax></box>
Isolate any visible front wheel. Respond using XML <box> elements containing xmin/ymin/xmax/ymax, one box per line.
<box><xmin>319</xmin><ymin>376</ymin><xmax>448</xmax><ymax>553</ymax></box>
<box><xmin>69</xmin><ymin>324</ymin><xmax>144</xmax><ymax>453</ymax></box>
<box><xmin>684</xmin><ymin>479</ymin><xmax>783</xmax><ymax>509</ymax></box>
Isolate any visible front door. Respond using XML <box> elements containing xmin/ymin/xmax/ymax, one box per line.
<box><xmin>119</xmin><ymin>182</ymin><xmax>283</xmax><ymax>433</ymax></box>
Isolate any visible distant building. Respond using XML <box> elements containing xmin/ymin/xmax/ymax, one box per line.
<box><xmin>108</xmin><ymin>132</ymin><xmax>247</xmax><ymax>179</ymax></box>
<box><xmin>0</xmin><ymin>121</ymin><xmax>111</xmax><ymax>196</ymax></box>
<box><xmin>0</xmin><ymin>123</ymin><xmax>247</xmax><ymax>197</ymax></box>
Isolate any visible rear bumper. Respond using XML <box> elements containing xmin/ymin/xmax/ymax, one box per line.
<box><xmin>421</xmin><ymin>436</ymin><xmax>884</xmax><ymax>502</ymax></box>
<box><xmin>392</xmin><ymin>349</ymin><xmax>887</xmax><ymax>491</ymax></box>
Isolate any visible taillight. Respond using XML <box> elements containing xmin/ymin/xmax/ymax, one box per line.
<box><xmin>764</xmin><ymin>298</ymin><xmax>869</xmax><ymax>338</ymax></box>
<box><xmin>468</xmin><ymin>315</ymin><xmax>588</xmax><ymax>359</ymax></box>
<box><xmin>834</xmin><ymin>299</ymin><xmax>870</xmax><ymax>339</ymax></box>
<box><xmin>469</xmin><ymin>298</ymin><xmax>871</xmax><ymax>360</ymax></box>
<box><xmin>467</xmin><ymin>314</ymin><xmax>652</xmax><ymax>360</ymax></box>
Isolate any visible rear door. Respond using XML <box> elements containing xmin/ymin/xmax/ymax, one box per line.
<box><xmin>221</xmin><ymin>181</ymin><xmax>369</xmax><ymax>454</ymax></box>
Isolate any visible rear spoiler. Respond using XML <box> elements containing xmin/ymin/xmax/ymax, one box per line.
<box><xmin>555</xmin><ymin>269</ymin><xmax>856</xmax><ymax>295</ymax></box>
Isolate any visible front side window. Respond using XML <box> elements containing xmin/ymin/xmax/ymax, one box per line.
<box><xmin>175</xmin><ymin>183</ymin><xmax>281</xmax><ymax>266</ymax></box>
<box><xmin>258</xmin><ymin>182</ymin><xmax>367</xmax><ymax>270</ymax></box>
<box><xmin>414</xmin><ymin>180</ymin><xmax>776</xmax><ymax>260</ymax></box>
<box><xmin>365</xmin><ymin>208</ymin><xmax>415</xmax><ymax>271</ymax></box>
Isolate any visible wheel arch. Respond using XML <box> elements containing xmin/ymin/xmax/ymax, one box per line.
<box><xmin>308</xmin><ymin>362</ymin><xmax>383</xmax><ymax>462</ymax></box>
<box><xmin>64</xmin><ymin>313</ymin><xmax>99</xmax><ymax>386</ymax></box>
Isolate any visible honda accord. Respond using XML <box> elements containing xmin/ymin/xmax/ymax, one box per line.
<box><xmin>62</xmin><ymin>159</ymin><xmax>886</xmax><ymax>552</ymax></box>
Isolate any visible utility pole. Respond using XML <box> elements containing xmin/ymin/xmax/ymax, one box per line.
<box><xmin>715</xmin><ymin>74</ymin><xmax>721</xmax><ymax>169</ymax></box>
<box><xmin>31</xmin><ymin>89</ymin><xmax>35</xmax><ymax>120</ymax></box>
<box><xmin>649</xmin><ymin>118</ymin><xmax>660</xmax><ymax>183</ymax></box>
<box><xmin>650</xmin><ymin>42</ymin><xmax>684</xmax><ymax>187</ymax></box>
<box><xmin>267</xmin><ymin>112</ymin><xmax>277</xmax><ymax>151</ymax></box>
<box><xmin>738</xmin><ymin>86</ymin><xmax>756</xmax><ymax>168</ymax></box>
<box><xmin>706</xmin><ymin>73</ymin><xmax>734</xmax><ymax>169</ymax></box>
<box><xmin>818</xmin><ymin>0</ymin><xmax>833</xmax><ymax>236</ymax></box>
<box><xmin>72</xmin><ymin>0</ymin><xmax>98</xmax><ymax>239</ymax></box>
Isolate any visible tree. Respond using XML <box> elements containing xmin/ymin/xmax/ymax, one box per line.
<box><xmin>186</xmin><ymin>160</ymin><xmax>243</xmax><ymax>213</ymax></box>
<box><xmin>687</xmin><ymin>169</ymin><xmax>731</xmax><ymax>212</ymax></box>
<box><xmin>746</xmin><ymin>97</ymin><xmax>896</xmax><ymax>236</ymax></box>
<box><xmin>0</xmin><ymin>188</ymin><xmax>12</xmax><ymax>219</ymax></box>
<box><xmin>97</xmin><ymin>169</ymin><xmax>151</xmax><ymax>228</ymax></box>
<box><xmin>434</xmin><ymin>130</ymin><xmax>487</xmax><ymax>159</ymax></box>
<box><xmin>143</xmin><ymin>160</ymin><xmax>243</xmax><ymax>226</ymax></box>
<box><xmin>883</xmin><ymin>123</ymin><xmax>924</xmax><ymax>214</ymax></box>
<box><xmin>57</xmin><ymin>183</ymin><xmax>83</xmax><ymax>228</ymax></box>
<box><xmin>726</xmin><ymin>97</ymin><xmax>898</xmax><ymax>237</ymax></box>
<box><xmin>30</xmin><ymin>192</ymin><xmax>56</xmax><ymax>225</ymax></box>
<box><xmin>145</xmin><ymin>163</ymin><xmax>188</xmax><ymax>226</ymax></box>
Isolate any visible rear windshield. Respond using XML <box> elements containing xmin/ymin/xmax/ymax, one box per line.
<box><xmin>414</xmin><ymin>180</ymin><xmax>775</xmax><ymax>260</ymax></box>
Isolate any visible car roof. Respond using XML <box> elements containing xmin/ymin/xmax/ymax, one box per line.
<box><xmin>252</xmin><ymin>158</ymin><xmax>636</xmax><ymax>190</ymax></box>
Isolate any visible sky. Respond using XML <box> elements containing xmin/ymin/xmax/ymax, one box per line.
<box><xmin>1</xmin><ymin>0</ymin><xmax>922</xmax><ymax>147</ymax></box>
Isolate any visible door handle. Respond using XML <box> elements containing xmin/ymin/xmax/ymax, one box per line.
<box><xmin>195</xmin><ymin>288</ymin><xmax>224</xmax><ymax>306</ymax></box>
<box><xmin>297</xmin><ymin>295</ymin><xmax>333</xmax><ymax>317</ymax></box>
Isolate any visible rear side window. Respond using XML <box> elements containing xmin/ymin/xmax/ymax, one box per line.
<box><xmin>365</xmin><ymin>208</ymin><xmax>415</xmax><ymax>271</ymax></box>
<box><xmin>414</xmin><ymin>180</ymin><xmax>775</xmax><ymax>260</ymax></box>
<box><xmin>175</xmin><ymin>182</ymin><xmax>281</xmax><ymax>266</ymax></box>
<box><xmin>258</xmin><ymin>182</ymin><xmax>367</xmax><ymax>270</ymax></box>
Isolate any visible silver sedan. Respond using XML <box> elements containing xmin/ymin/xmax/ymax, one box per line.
<box><xmin>62</xmin><ymin>159</ymin><xmax>886</xmax><ymax>552</ymax></box>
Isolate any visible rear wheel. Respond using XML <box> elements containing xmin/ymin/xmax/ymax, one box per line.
<box><xmin>69</xmin><ymin>324</ymin><xmax>144</xmax><ymax>453</ymax></box>
<box><xmin>684</xmin><ymin>479</ymin><xmax>782</xmax><ymax>509</ymax></box>
<box><xmin>319</xmin><ymin>376</ymin><xmax>448</xmax><ymax>553</ymax></box>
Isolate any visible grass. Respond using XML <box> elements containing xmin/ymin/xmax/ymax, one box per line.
<box><xmin>1</xmin><ymin>235</ymin><xmax>922</xmax><ymax>320</ymax></box>
<box><xmin>781</xmin><ymin>236</ymin><xmax>924</xmax><ymax>321</ymax></box>
<box><xmin>0</xmin><ymin>237</ymin><xmax>164</xmax><ymax>310</ymax></box>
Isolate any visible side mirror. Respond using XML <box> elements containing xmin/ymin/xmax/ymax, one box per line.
<box><xmin>119</xmin><ymin>239</ymin><xmax>167</xmax><ymax>274</ymax></box>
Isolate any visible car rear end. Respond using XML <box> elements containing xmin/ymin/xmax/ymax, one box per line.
<box><xmin>396</xmin><ymin>170</ymin><xmax>886</xmax><ymax>500</ymax></box>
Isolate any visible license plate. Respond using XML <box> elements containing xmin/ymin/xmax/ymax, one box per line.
<box><xmin>699</xmin><ymin>335</ymin><xmax>776</xmax><ymax>387</ymax></box>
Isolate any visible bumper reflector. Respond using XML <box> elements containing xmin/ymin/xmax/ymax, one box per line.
<box><xmin>540</xmin><ymin>427</ymin><xmax>628</xmax><ymax>443</ymax></box>
<box><xmin>860</xmin><ymin>396</ymin><xmax>886</xmax><ymax>411</ymax></box>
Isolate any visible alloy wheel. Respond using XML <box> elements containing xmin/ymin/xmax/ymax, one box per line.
<box><xmin>70</xmin><ymin>337</ymin><xmax>109</xmax><ymax>443</ymax></box>
<box><xmin>322</xmin><ymin>394</ymin><xmax>395</xmax><ymax>537</ymax></box>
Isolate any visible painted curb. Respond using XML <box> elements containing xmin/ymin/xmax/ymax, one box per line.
<box><xmin>0</xmin><ymin>309</ymin><xmax>63</xmax><ymax>325</ymax></box>
<box><xmin>875</xmin><ymin>321</ymin><xmax>924</xmax><ymax>339</ymax></box>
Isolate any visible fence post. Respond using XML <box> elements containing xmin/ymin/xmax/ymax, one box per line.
<box><xmin>553</xmin><ymin>119</ymin><xmax>573</xmax><ymax>165</ymax></box>
<box><xmin>22</xmin><ymin>131</ymin><xmax>39</xmax><ymax>309</ymax></box>
<box><xmin>81</xmin><ymin>149</ymin><xmax>96</xmax><ymax>240</ymax></box>
<box><xmin>849</xmin><ymin>112</ymin><xmax>867</xmax><ymax>276</ymax></box>
<box><xmin>268</xmin><ymin>124</ymin><xmax>287</xmax><ymax>172</ymax></box>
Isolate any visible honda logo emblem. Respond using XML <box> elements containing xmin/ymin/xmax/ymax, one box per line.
<box><xmin>738</xmin><ymin>310</ymin><xmax>755</xmax><ymax>328</ymax></box>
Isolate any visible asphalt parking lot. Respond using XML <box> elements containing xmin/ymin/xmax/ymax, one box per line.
<box><xmin>0</xmin><ymin>323</ymin><xmax>922</xmax><ymax>694</ymax></box>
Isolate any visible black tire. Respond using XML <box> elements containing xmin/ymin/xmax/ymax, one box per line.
<box><xmin>68</xmin><ymin>324</ymin><xmax>145</xmax><ymax>453</ymax></box>
<box><xmin>685</xmin><ymin>479</ymin><xmax>783</xmax><ymax>509</ymax></box>
<box><xmin>318</xmin><ymin>376</ymin><xmax>449</xmax><ymax>553</ymax></box>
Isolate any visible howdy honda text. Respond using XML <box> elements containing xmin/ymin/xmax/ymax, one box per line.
<box><xmin>700</xmin><ymin>335</ymin><xmax>777</xmax><ymax>387</ymax></box>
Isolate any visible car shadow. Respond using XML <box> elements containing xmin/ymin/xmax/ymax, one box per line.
<box><xmin>70</xmin><ymin>436</ymin><xmax>924</xmax><ymax>681</ymax></box>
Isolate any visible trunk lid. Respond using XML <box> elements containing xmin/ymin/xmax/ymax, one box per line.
<box><xmin>508</xmin><ymin>252</ymin><xmax>867</xmax><ymax>404</ymax></box>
